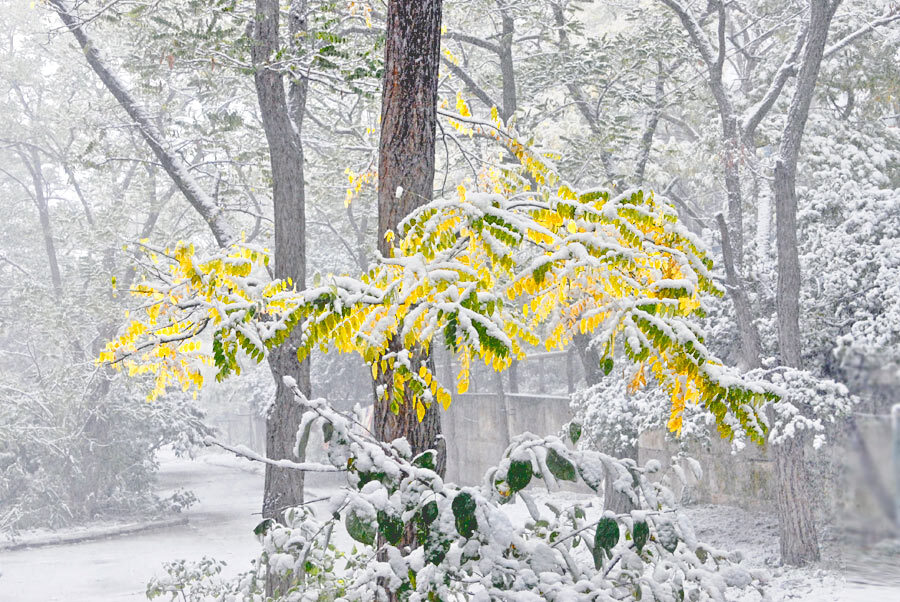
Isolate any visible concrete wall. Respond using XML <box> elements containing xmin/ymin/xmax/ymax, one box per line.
<box><xmin>443</xmin><ymin>393</ymin><xmax>573</xmax><ymax>485</ymax></box>
<box><xmin>638</xmin><ymin>414</ymin><xmax>897</xmax><ymax>530</ymax></box>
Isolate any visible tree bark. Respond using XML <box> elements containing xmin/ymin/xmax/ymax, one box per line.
<box><xmin>375</xmin><ymin>0</ymin><xmax>445</xmax><ymax>474</ymax></box>
<box><xmin>772</xmin><ymin>0</ymin><xmax>841</xmax><ymax>567</ymax></box>
<box><xmin>715</xmin><ymin>214</ymin><xmax>762</xmax><ymax>371</ymax></box>
<box><xmin>251</xmin><ymin>0</ymin><xmax>311</xmax><ymax>524</ymax></box>
<box><xmin>374</xmin><ymin>4</ymin><xmax>445</xmax><ymax>592</ymax></box>
<box><xmin>497</xmin><ymin>2</ymin><xmax>517</xmax><ymax>122</ymax></box>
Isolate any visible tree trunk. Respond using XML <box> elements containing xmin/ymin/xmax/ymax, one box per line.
<box><xmin>374</xmin><ymin>3</ymin><xmax>444</xmax><ymax>595</ymax></box>
<box><xmin>374</xmin><ymin>0</ymin><xmax>445</xmax><ymax>470</ymax></box>
<box><xmin>497</xmin><ymin>3</ymin><xmax>517</xmax><ymax>123</ymax></box>
<box><xmin>772</xmin><ymin>0</ymin><xmax>841</xmax><ymax>566</ymax></box>
<box><xmin>20</xmin><ymin>148</ymin><xmax>63</xmax><ymax>299</ymax></box>
<box><xmin>251</xmin><ymin>0</ymin><xmax>311</xmax><ymax>524</ymax></box>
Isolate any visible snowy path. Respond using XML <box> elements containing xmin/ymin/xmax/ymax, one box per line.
<box><xmin>0</xmin><ymin>452</ymin><xmax>265</xmax><ymax>602</ymax></box>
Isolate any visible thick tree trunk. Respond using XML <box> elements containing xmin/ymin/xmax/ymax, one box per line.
<box><xmin>375</xmin><ymin>0</ymin><xmax>445</xmax><ymax>473</ymax></box>
<box><xmin>374</xmin><ymin>4</ymin><xmax>444</xmax><ymax>596</ymax></box>
<box><xmin>772</xmin><ymin>0</ymin><xmax>841</xmax><ymax>566</ymax></box>
<box><xmin>251</xmin><ymin>0</ymin><xmax>311</xmax><ymax>523</ymax></box>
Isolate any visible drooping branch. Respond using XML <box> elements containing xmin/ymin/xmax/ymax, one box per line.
<box><xmin>49</xmin><ymin>0</ymin><xmax>235</xmax><ymax>247</ymax></box>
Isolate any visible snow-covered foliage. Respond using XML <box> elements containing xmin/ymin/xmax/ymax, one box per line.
<box><xmin>799</xmin><ymin>118</ymin><xmax>900</xmax><ymax>371</ymax></box>
<box><xmin>570</xmin><ymin>377</ymin><xmax>715</xmax><ymax>458</ymax></box>
<box><xmin>103</xmin><ymin>124</ymin><xmax>778</xmax><ymax>445</ymax></box>
<box><xmin>571</xmin><ymin>362</ymin><xmax>857</xmax><ymax>458</ymax></box>
<box><xmin>0</xmin><ymin>385</ymin><xmax>205</xmax><ymax>532</ymax></box>
<box><xmin>149</xmin><ymin>380</ymin><xmax>767</xmax><ymax>601</ymax></box>
<box><xmin>745</xmin><ymin>367</ymin><xmax>858</xmax><ymax>450</ymax></box>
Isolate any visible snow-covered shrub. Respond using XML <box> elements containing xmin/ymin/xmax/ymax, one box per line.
<box><xmin>798</xmin><ymin>118</ymin><xmax>900</xmax><ymax>380</ymax></box>
<box><xmin>0</xmin><ymin>384</ymin><xmax>207</xmax><ymax>533</ymax></box>
<box><xmin>744</xmin><ymin>366</ymin><xmax>858</xmax><ymax>451</ymax></box>
<box><xmin>147</xmin><ymin>557</ymin><xmax>231</xmax><ymax>601</ymax></box>
<box><xmin>570</xmin><ymin>375</ymin><xmax>716</xmax><ymax>458</ymax></box>
<box><xmin>168</xmin><ymin>379</ymin><xmax>767</xmax><ymax>601</ymax></box>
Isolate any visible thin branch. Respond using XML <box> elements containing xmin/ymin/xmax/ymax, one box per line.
<box><xmin>823</xmin><ymin>7</ymin><xmax>900</xmax><ymax>59</ymax></box>
<box><xmin>443</xmin><ymin>30</ymin><xmax>501</xmax><ymax>55</ymax></box>
<box><xmin>742</xmin><ymin>23</ymin><xmax>807</xmax><ymax>141</ymax></box>
<box><xmin>441</xmin><ymin>56</ymin><xmax>498</xmax><ymax>111</ymax></box>
<box><xmin>204</xmin><ymin>436</ymin><xmax>344</xmax><ymax>472</ymax></box>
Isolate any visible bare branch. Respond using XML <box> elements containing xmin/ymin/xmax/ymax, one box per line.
<box><xmin>443</xmin><ymin>30</ymin><xmax>501</xmax><ymax>55</ymax></box>
<box><xmin>204</xmin><ymin>436</ymin><xmax>344</xmax><ymax>472</ymax></box>
<box><xmin>742</xmin><ymin>23</ymin><xmax>808</xmax><ymax>141</ymax></box>
<box><xmin>823</xmin><ymin>7</ymin><xmax>900</xmax><ymax>59</ymax></box>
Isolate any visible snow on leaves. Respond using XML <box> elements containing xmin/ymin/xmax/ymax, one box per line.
<box><xmin>221</xmin><ymin>382</ymin><xmax>768</xmax><ymax>601</ymax></box>
<box><xmin>100</xmin><ymin>115</ymin><xmax>776</xmax><ymax>442</ymax></box>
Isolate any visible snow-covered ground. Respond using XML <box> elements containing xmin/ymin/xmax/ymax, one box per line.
<box><xmin>682</xmin><ymin>504</ymin><xmax>900</xmax><ymax>602</ymax></box>
<box><xmin>0</xmin><ymin>450</ymin><xmax>265</xmax><ymax>602</ymax></box>
<box><xmin>1</xmin><ymin>451</ymin><xmax>897</xmax><ymax>601</ymax></box>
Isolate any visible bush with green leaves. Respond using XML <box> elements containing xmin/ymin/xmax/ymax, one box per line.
<box><xmin>0</xmin><ymin>381</ymin><xmax>207</xmax><ymax>533</ymax></box>
<box><xmin>157</xmin><ymin>378</ymin><xmax>767</xmax><ymax>601</ymax></box>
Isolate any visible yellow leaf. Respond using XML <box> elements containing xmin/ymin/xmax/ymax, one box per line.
<box><xmin>566</xmin><ymin>221</ymin><xmax>577</xmax><ymax>234</ymax></box>
<box><xmin>416</xmin><ymin>401</ymin><xmax>426</xmax><ymax>422</ymax></box>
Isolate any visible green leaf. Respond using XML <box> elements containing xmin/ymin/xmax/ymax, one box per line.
<box><xmin>322</xmin><ymin>421</ymin><xmax>334</xmax><ymax>443</ymax></box>
<box><xmin>695</xmin><ymin>547</ymin><xmax>708</xmax><ymax>563</ymax></box>
<box><xmin>412</xmin><ymin>450</ymin><xmax>436</xmax><ymax>471</ymax></box>
<box><xmin>346</xmin><ymin>508</ymin><xmax>376</xmax><ymax>546</ymax></box>
<box><xmin>633</xmin><ymin>520</ymin><xmax>650</xmax><ymax>553</ymax></box>
<box><xmin>377</xmin><ymin>510</ymin><xmax>405</xmax><ymax>546</ymax></box>
<box><xmin>601</xmin><ymin>357</ymin><xmax>614</xmax><ymax>375</ymax></box>
<box><xmin>357</xmin><ymin>471</ymin><xmax>387</xmax><ymax>490</ymax></box>
<box><xmin>569</xmin><ymin>422</ymin><xmax>583</xmax><ymax>445</ymax></box>
<box><xmin>451</xmin><ymin>491</ymin><xmax>478</xmax><ymax>538</ymax></box>
<box><xmin>545</xmin><ymin>448</ymin><xmax>576</xmax><ymax>482</ymax></box>
<box><xmin>506</xmin><ymin>459</ymin><xmax>533</xmax><ymax>492</ymax></box>
<box><xmin>594</xmin><ymin>517</ymin><xmax>619</xmax><ymax>566</ymax></box>
<box><xmin>421</xmin><ymin>500</ymin><xmax>439</xmax><ymax>526</ymax></box>
<box><xmin>253</xmin><ymin>518</ymin><xmax>275</xmax><ymax>537</ymax></box>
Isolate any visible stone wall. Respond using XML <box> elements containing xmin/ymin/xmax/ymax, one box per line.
<box><xmin>443</xmin><ymin>392</ymin><xmax>573</xmax><ymax>485</ymax></box>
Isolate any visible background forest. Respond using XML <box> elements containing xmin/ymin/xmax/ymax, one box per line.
<box><xmin>1</xmin><ymin>0</ymin><xmax>899</xmax><ymax>600</ymax></box>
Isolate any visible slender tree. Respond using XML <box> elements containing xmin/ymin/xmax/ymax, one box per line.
<box><xmin>772</xmin><ymin>0</ymin><xmax>842</xmax><ymax>566</ymax></box>
<box><xmin>50</xmin><ymin>0</ymin><xmax>313</xmax><ymax>522</ymax></box>
<box><xmin>250</xmin><ymin>0</ymin><xmax>312</xmax><ymax>523</ymax></box>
